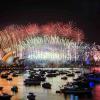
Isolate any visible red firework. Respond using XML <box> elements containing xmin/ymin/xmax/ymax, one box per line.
<box><xmin>0</xmin><ymin>22</ymin><xmax>84</xmax><ymax>49</ymax></box>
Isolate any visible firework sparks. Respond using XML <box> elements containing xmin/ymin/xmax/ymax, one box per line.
<box><xmin>0</xmin><ymin>22</ymin><xmax>84</xmax><ymax>50</ymax></box>
<box><xmin>0</xmin><ymin>22</ymin><xmax>89</xmax><ymax>63</ymax></box>
<box><xmin>16</xmin><ymin>36</ymin><xmax>86</xmax><ymax>62</ymax></box>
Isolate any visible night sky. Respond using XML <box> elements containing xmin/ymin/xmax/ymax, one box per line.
<box><xmin>0</xmin><ymin>0</ymin><xmax>100</xmax><ymax>44</ymax></box>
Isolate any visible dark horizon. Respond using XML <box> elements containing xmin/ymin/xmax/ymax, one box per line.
<box><xmin>0</xmin><ymin>0</ymin><xmax>100</xmax><ymax>44</ymax></box>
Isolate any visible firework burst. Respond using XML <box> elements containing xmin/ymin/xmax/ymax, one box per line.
<box><xmin>0</xmin><ymin>22</ymin><xmax>84</xmax><ymax>52</ymax></box>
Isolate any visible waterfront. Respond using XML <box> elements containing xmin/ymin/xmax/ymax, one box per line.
<box><xmin>0</xmin><ymin>68</ymin><xmax>99</xmax><ymax>100</ymax></box>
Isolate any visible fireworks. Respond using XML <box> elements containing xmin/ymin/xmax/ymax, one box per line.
<box><xmin>0</xmin><ymin>22</ymin><xmax>84</xmax><ymax>51</ymax></box>
<box><xmin>0</xmin><ymin>22</ymin><xmax>100</xmax><ymax>64</ymax></box>
<box><xmin>15</xmin><ymin>36</ymin><xmax>99</xmax><ymax>63</ymax></box>
<box><xmin>1</xmin><ymin>22</ymin><xmax>99</xmax><ymax>63</ymax></box>
<box><xmin>16</xmin><ymin>36</ymin><xmax>87</xmax><ymax>62</ymax></box>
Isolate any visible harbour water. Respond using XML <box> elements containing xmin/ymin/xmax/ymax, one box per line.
<box><xmin>0</xmin><ymin>68</ymin><xmax>100</xmax><ymax>100</ymax></box>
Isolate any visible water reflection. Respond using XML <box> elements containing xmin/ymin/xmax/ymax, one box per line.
<box><xmin>93</xmin><ymin>85</ymin><xmax>100</xmax><ymax>100</ymax></box>
<box><xmin>0</xmin><ymin>68</ymin><xmax>99</xmax><ymax>100</ymax></box>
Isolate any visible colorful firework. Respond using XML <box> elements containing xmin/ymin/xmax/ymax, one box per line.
<box><xmin>16</xmin><ymin>36</ymin><xmax>87</xmax><ymax>62</ymax></box>
<box><xmin>0</xmin><ymin>22</ymin><xmax>84</xmax><ymax>51</ymax></box>
<box><xmin>1</xmin><ymin>22</ymin><xmax>95</xmax><ymax>63</ymax></box>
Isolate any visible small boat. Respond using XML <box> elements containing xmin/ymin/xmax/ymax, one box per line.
<box><xmin>63</xmin><ymin>89</ymin><xmax>92</xmax><ymax>95</ymax></box>
<box><xmin>1</xmin><ymin>74</ymin><xmax>8</xmax><ymax>79</ymax></box>
<box><xmin>11</xmin><ymin>86</ymin><xmax>18</xmax><ymax>93</ymax></box>
<box><xmin>42</xmin><ymin>82</ymin><xmax>51</xmax><ymax>89</ymax></box>
<box><xmin>24</xmin><ymin>78</ymin><xmax>41</xmax><ymax>86</ymax></box>
<box><xmin>86</xmin><ymin>73</ymin><xmax>100</xmax><ymax>83</ymax></box>
<box><xmin>34</xmin><ymin>75</ymin><xmax>46</xmax><ymax>81</ymax></box>
<box><xmin>60</xmin><ymin>82</ymin><xmax>92</xmax><ymax>96</ymax></box>
<box><xmin>7</xmin><ymin>78</ymin><xmax>13</xmax><ymax>81</ymax></box>
<box><xmin>12</xmin><ymin>73</ymin><xmax>18</xmax><ymax>77</ymax></box>
<box><xmin>47</xmin><ymin>70</ymin><xmax>57</xmax><ymax>73</ymax></box>
<box><xmin>75</xmin><ymin>71</ymin><xmax>81</xmax><ymax>73</ymax></box>
<box><xmin>61</xmin><ymin>76</ymin><xmax>67</xmax><ymax>80</ymax></box>
<box><xmin>56</xmin><ymin>90</ymin><xmax>61</xmax><ymax>93</ymax></box>
<box><xmin>59</xmin><ymin>71</ymin><xmax>68</xmax><ymax>75</ymax></box>
<box><xmin>0</xmin><ymin>93</ymin><xmax>12</xmax><ymax>100</ymax></box>
<box><xmin>27</xmin><ymin>92</ymin><xmax>35</xmax><ymax>100</ymax></box>
<box><xmin>39</xmin><ymin>70</ymin><xmax>46</xmax><ymax>75</ymax></box>
<box><xmin>46</xmin><ymin>73</ymin><xmax>57</xmax><ymax>77</ymax></box>
<box><xmin>0</xmin><ymin>86</ymin><xmax>3</xmax><ymax>91</ymax></box>
<box><xmin>66</xmin><ymin>73</ymin><xmax>75</xmax><ymax>77</ymax></box>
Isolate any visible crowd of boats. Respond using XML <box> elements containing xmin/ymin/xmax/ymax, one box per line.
<box><xmin>0</xmin><ymin>67</ymin><xmax>99</xmax><ymax>100</ymax></box>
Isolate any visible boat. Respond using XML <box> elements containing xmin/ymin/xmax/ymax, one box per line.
<box><xmin>60</xmin><ymin>82</ymin><xmax>92</xmax><ymax>96</ymax></box>
<box><xmin>66</xmin><ymin>73</ymin><xmax>75</xmax><ymax>77</ymax></box>
<box><xmin>56</xmin><ymin>90</ymin><xmax>61</xmax><ymax>93</ymax></box>
<box><xmin>42</xmin><ymin>82</ymin><xmax>51</xmax><ymax>89</ymax></box>
<box><xmin>46</xmin><ymin>73</ymin><xmax>57</xmax><ymax>77</ymax></box>
<box><xmin>7</xmin><ymin>78</ymin><xmax>13</xmax><ymax>81</ymax></box>
<box><xmin>59</xmin><ymin>71</ymin><xmax>68</xmax><ymax>75</ymax></box>
<box><xmin>34</xmin><ymin>75</ymin><xmax>46</xmax><ymax>81</ymax></box>
<box><xmin>0</xmin><ymin>93</ymin><xmax>12</xmax><ymax>100</ymax></box>
<box><xmin>0</xmin><ymin>86</ymin><xmax>3</xmax><ymax>91</ymax></box>
<box><xmin>12</xmin><ymin>73</ymin><xmax>18</xmax><ymax>77</ymax></box>
<box><xmin>39</xmin><ymin>70</ymin><xmax>46</xmax><ymax>75</ymax></box>
<box><xmin>27</xmin><ymin>92</ymin><xmax>35</xmax><ymax>100</ymax></box>
<box><xmin>1</xmin><ymin>74</ymin><xmax>8</xmax><ymax>79</ymax></box>
<box><xmin>61</xmin><ymin>76</ymin><xmax>67</xmax><ymax>80</ymax></box>
<box><xmin>86</xmin><ymin>73</ymin><xmax>100</xmax><ymax>83</ymax></box>
<box><xmin>75</xmin><ymin>71</ymin><xmax>81</xmax><ymax>73</ymax></box>
<box><xmin>24</xmin><ymin>78</ymin><xmax>41</xmax><ymax>86</ymax></box>
<box><xmin>62</xmin><ymin>89</ymin><xmax>92</xmax><ymax>95</ymax></box>
<box><xmin>11</xmin><ymin>86</ymin><xmax>18</xmax><ymax>93</ymax></box>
